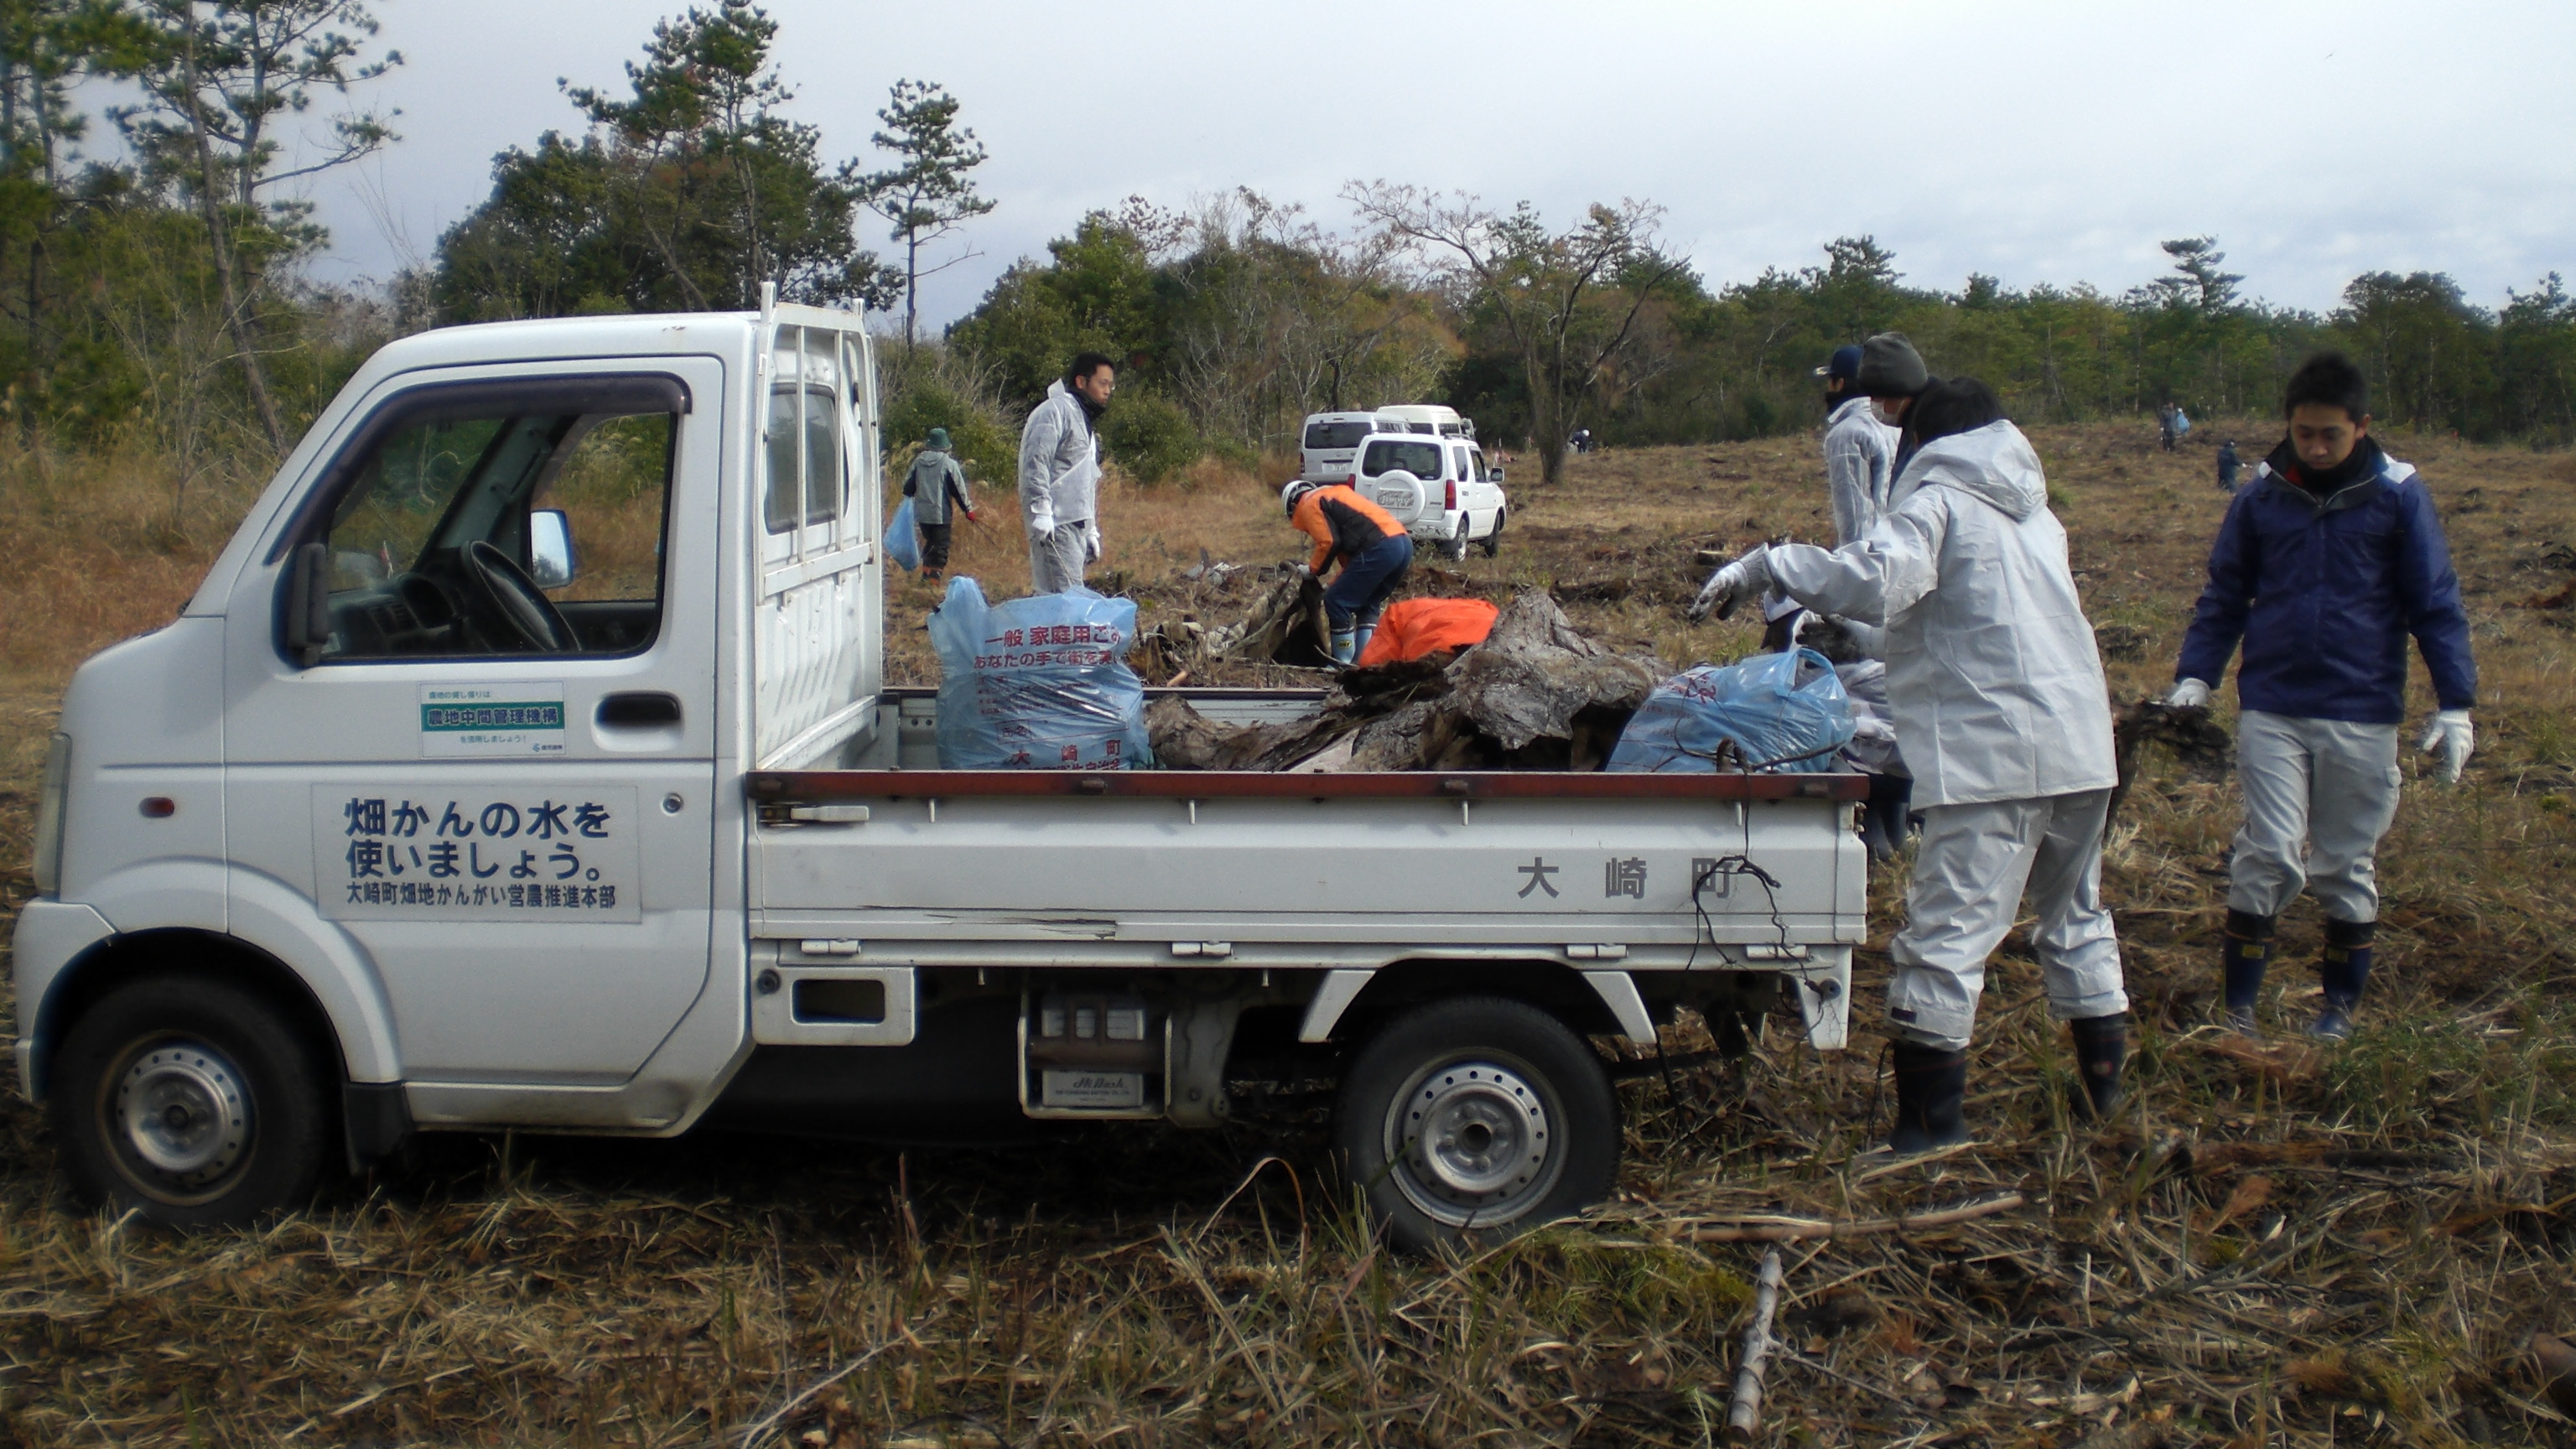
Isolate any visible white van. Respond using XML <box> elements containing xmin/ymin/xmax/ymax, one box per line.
<box><xmin>1377</xmin><ymin>404</ymin><xmax>1475</xmax><ymax>439</ymax></box>
<box><xmin>1355</xmin><ymin>430</ymin><xmax>1508</xmax><ymax>560</ymax></box>
<box><xmin>1297</xmin><ymin>411</ymin><xmax>1399</xmax><ymax>482</ymax></box>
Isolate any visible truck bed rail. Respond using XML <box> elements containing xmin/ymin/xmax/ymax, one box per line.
<box><xmin>749</xmin><ymin>769</ymin><xmax>1872</xmax><ymax>803</ymax></box>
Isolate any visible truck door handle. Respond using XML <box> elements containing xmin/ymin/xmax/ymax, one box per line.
<box><xmin>596</xmin><ymin>692</ymin><xmax>683</xmax><ymax>728</ymax></box>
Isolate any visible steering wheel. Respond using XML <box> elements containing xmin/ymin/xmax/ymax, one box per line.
<box><xmin>462</xmin><ymin>540</ymin><xmax>578</xmax><ymax>653</ymax></box>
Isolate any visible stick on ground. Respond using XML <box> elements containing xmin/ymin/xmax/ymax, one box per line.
<box><xmin>1690</xmin><ymin>1192</ymin><xmax>2025</xmax><ymax>1243</ymax></box>
<box><xmin>1725</xmin><ymin>1246</ymin><xmax>1784</xmax><ymax>1444</ymax></box>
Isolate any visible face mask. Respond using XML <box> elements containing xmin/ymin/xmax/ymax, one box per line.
<box><xmin>1870</xmin><ymin>399</ymin><xmax>1905</xmax><ymax>428</ymax></box>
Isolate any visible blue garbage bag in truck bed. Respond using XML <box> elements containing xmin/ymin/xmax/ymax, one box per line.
<box><xmin>928</xmin><ymin>577</ymin><xmax>1151</xmax><ymax>769</ymax></box>
<box><xmin>1607</xmin><ymin>647</ymin><xmax>1855</xmax><ymax>773</ymax></box>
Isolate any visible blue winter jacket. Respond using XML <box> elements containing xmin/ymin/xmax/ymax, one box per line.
<box><xmin>2175</xmin><ymin>439</ymin><xmax>2475</xmax><ymax>724</ymax></box>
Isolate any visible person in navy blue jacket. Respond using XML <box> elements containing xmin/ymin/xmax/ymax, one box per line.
<box><xmin>2165</xmin><ymin>352</ymin><xmax>2476</xmax><ymax>1040</ymax></box>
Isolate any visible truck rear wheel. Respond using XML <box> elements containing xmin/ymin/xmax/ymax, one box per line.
<box><xmin>1335</xmin><ymin>995</ymin><xmax>1617</xmax><ymax>1254</ymax></box>
<box><xmin>1478</xmin><ymin>507</ymin><xmax>1505</xmax><ymax>558</ymax></box>
<box><xmin>51</xmin><ymin>976</ymin><xmax>333</xmax><ymax>1228</ymax></box>
<box><xmin>1444</xmin><ymin>517</ymin><xmax>1471</xmax><ymax>563</ymax></box>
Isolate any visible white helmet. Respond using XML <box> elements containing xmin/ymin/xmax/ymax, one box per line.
<box><xmin>1281</xmin><ymin>480</ymin><xmax>1319</xmax><ymax>517</ymax></box>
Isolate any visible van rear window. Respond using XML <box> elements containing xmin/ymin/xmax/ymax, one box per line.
<box><xmin>1304</xmin><ymin>422</ymin><xmax>1374</xmax><ymax>450</ymax></box>
<box><xmin>1360</xmin><ymin>439</ymin><xmax>1446</xmax><ymax>480</ymax></box>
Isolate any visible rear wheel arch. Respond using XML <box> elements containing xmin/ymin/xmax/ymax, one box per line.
<box><xmin>1322</xmin><ymin>959</ymin><xmax>1625</xmax><ymax>1046</ymax></box>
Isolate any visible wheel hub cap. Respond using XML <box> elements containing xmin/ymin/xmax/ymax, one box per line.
<box><xmin>1387</xmin><ymin>1060</ymin><xmax>1556</xmax><ymax>1226</ymax></box>
<box><xmin>112</xmin><ymin>1041</ymin><xmax>250</xmax><ymax>1186</ymax></box>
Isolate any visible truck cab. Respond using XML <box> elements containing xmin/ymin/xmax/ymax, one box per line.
<box><xmin>16</xmin><ymin>308</ymin><xmax>1862</xmax><ymax>1250</ymax></box>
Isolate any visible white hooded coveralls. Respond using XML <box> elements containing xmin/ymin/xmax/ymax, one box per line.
<box><xmin>1765</xmin><ymin>420</ymin><xmax>2126</xmax><ymax>1050</ymax></box>
<box><xmin>1823</xmin><ymin>394</ymin><xmax>1902</xmax><ymax>546</ymax></box>
<box><xmin>1018</xmin><ymin>380</ymin><xmax>1101</xmax><ymax>591</ymax></box>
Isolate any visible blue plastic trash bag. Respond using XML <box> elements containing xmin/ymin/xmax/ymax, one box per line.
<box><xmin>886</xmin><ymin>497</ymin><xmax>921</xmax><ymax>571</ymax></box>
<box><xmin>1607</xmin><ymin>647</ymin><xmax>1856</xmax><ymax>774</ymax></box>
<box><xmin>927</xmin><ymin>576</ymin><xmax>1150</xmax><ymax>770</ymax></box>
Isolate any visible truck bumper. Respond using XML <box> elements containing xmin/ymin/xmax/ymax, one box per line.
<box><xmin>9</xmin><ymin>898</ymin><xmax>117</xmax><ymax>1100</ymax></box>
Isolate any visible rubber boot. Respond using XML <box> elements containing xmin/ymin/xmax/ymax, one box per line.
<box><xmin>1861</xmin><ymin>775</ymin><xmax>1913</xmax><ymax>864</ymax></box>
<box><xmin>2220</xmin><ymin>908</ymin><xmax>2274</xmax><ymax>1036</ymax></box>
<box><xmin>1887</xmin><ymin>1042</ymin><xmax>1970</xmax><ymax>1154</ymax></box>
<box><xmin>2068</xmin><ymin>1013</ymin><xmax>2128</xmax><ymax>1120</ymax></box>
<box><xmin>1329</xmin><ymin>629</ymin><xmax>1356</xmax><ymax>666</ymax></box>
<box><xmin>1352</xmin><ymin>623</ymin><xmax>1377</xmax><ymax>663</ymax></box>
<box><xmin>2311</xmin><ymin>918</ymin><xmax>2375</xmax><ymax>1041</ymax></box>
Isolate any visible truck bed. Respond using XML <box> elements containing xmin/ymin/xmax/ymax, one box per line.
<box><xmin>747</xmin><ymin>688</ymin><xmax>1867</xmax><ymax>969</ymax></box>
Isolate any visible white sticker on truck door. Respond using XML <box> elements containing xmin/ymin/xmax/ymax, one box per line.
<box><xmin>418</xmin><ymin>683</ymin><xmax>567</xmax><ymax>757</ymax></box>
<box><xmin>315</xmin><ymin>785</ymin><xmax>641</xmax><ymax>922</ymax></box>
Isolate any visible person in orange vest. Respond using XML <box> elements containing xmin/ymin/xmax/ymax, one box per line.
<box><xmin>1281</xmin><ymin>479</ymin><xmax>1415</xmax><ymax>664</ymax></box>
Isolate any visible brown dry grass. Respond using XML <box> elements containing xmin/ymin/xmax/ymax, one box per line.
<box><xmin>1</xmin><ymin>419</ymin><xmax>2574</xmax><ymax>1446</ymax></box>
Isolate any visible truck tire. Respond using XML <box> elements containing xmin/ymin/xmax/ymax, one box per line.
<box><xmin>1478</xmin><ymin>507</ymin><xmax>1505</xmax><ymax>558</ymax></box>
<box><xmin>1335</xmin><ymin>995</ymin><xmax>1618</xmax><ymax>1254</ymax></box>
<box><xmin>1444</xmin><ymin>517</ymin><xmax>1471</xmax><ymax>564</ymax></box>
<box><xmin>51</xmin><ymin>975</ymin><xmax>334</xmax><ymax>1228</ymax></box>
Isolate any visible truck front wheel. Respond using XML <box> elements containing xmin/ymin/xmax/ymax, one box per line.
<box><xmin>1336</xmin><ymin>996</ymin><xmax>1618</xmax><ymax>1254</ymax></box>
<box><xmin>52</xmin><ymin>976</ymin><xmax>333</xmax><ymax>1228</ymax></box>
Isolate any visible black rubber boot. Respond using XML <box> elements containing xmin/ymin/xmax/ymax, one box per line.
<box><xmin>2220</xmin><ymin>908</ymin><xmax>2275</xmax><ymax>1035</ymax></box>
<box><xmin>1888</xmin><ymin>1043</ymin><xmax>1970</xmax><ymax>1154</ymax></box>
<box><xmin>1862</xmin><ymin>775</ymin><xmax>1913</xmax><ymax>864</ymax></box>
<box><xmin>2312</xmin><ymin>918</ymin><xmax>2375</xmax><ymax>1040</ymax></box>
<box><xmin>2068</xmin><ymin>1013</ymin><xmax>2128</xmax><ymax>1120</ymax></box>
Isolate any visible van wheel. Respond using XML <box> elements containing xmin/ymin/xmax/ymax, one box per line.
<box><xmin>1478</xmin><ymin>509</ymin><xmax>1505</xmax><ymax>558</ymax></box>
<box><xmin>1335</xmin><ymin>996</ymin><xmax>1617</xmax><ymax>1254</ymax></box>
<box><xmin>1444</xmin><ymin>517</ymin><xmax>1471</xmax><ymax>564</ymax></box>
<box><xmin>52</xmin><ymin>976</ymin><xmax>333</xmax><ymax>1228</ymax></box>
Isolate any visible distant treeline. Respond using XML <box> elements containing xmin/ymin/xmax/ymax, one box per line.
<box><xmin>5</xmin><ymin>2</ymin><xmax>2572</xmax><ymax>481</ymax></box>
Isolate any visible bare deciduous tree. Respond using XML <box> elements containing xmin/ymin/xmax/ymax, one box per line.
<box><xmin>1346</xmin><ymin>184</ymin><xmax>1689</xmax><ymax>484</ymax></box>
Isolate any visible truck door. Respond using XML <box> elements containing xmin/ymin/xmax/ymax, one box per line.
<box><xmin>222</xmin><ymin>359</ymin><xmax>724</xmax><ymax>1085</ymax></box>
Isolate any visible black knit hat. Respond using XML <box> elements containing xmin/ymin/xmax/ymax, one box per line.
<box><xmin>1856</xmin><ymin>332</ymin><xmax>1929</xmax><ymax>397</ymax></box>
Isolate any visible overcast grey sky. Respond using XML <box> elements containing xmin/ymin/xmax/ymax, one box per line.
<box><xmin>273</xmin><ymin>0</ymin><xmax>2573</xmax><ymax>329</ymax></box>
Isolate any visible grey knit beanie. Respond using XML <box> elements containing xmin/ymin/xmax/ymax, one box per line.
<box><xmin>1856</xmin><ymin>333</ymin><xmax>1929</xmax><ymax>397</ymax></box>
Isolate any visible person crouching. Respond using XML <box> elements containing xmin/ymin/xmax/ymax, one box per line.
<box><xmin>1691</xmin><ymin>378</ymin><xmax>2129</xmax><ymax>1151</ymax></box>
<box><xmin>1282</xmin><ymin>480</ymin><xmax>1414</xmax><ymax>665</ymax></box>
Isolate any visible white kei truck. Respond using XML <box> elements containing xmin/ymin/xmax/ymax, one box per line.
<box><xmin>14</xmin><ymin>304</ymin><xmax>1867</xmax><ymax>1250</ymax></box>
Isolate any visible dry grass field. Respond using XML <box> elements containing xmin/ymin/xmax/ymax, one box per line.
<box><xmin>1</xmin><ymin>415</ymin><xmax>2573</xmax><ymax>1447</ymax></box>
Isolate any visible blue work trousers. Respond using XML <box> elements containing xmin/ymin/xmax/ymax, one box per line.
<box><xmin>1323</xmin><ymin>532</ymin><xmax>1414</xmax><ymax>630</ymax></box>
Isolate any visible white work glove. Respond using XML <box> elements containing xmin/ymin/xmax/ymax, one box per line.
<box><xmin>1685</xmin><ymin>545</ymin><xmax>1774</xmax><ymax>623</ymax></box>
<box><xmin>1083</xmin><ymin>517</ymin><xmax>1103</xmax><ymax>563</ymax></box>
<box><xmin>1027</xmin><ymin>507</ymin><xmax>1057</xmax><ymax>538</ymax></box>
<box><xmin>2164</xmin><ymin>678</ymin><xmax>2213</xmax><ymax>709</ymax></box>
<box><xmin>1294</xmin><ymin>563</ymin><xmax>1315</xmax><ymax>580</ymax></box>
<box><xmin>2418</xmin><ymin>709</ymin><xmax>2474</xmax><ymax>783</ymax></box>
<box><xmin>1852</xmin><ymin>714</ymin><xmax>1898</xmax><ymax>744</ymax></box>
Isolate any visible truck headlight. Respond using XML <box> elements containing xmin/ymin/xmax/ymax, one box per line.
<box><xmin>31</xmin><ymin>732</ymin><xmax>68</xmax><ymax>896</ymax></box>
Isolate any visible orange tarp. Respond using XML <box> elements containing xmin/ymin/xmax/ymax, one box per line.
<box><xmin>1356</xmin><ymin>598</ymin><xmax>1499</xmax><ymax>667</ymax></box>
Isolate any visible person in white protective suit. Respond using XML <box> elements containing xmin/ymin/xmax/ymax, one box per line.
<box><xmin>1018</xmin><ymin>352</ymin><xmax>1114</xmax><ymax>593</ymax></box>
<box><xmin>1691</xmin><ymin>377</ymin><xmax>2129</xmax><ymax>1151</ymax></box>
<box><xmin>1808</xmin><ymin>342</ymin><xmax>1910</xmax><ymax>858</ymax></box>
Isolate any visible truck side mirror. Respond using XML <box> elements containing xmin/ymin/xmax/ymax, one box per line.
<box><xmin>285</xmin><ymin>542</ymin><xmax>332</xmax><ymax>667</ymax></box>
<box><xmin>528</xmin><ymin>509</ymin><xmax>579</xmax><ymax>589</ymax></box>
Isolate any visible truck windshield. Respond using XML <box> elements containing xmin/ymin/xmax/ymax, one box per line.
<box><xmin>1304</xmin><ymin>421</ymin><xmax>1373</xmax><ymax>451</ymax></box>
<box><xmin>1360</xmin><ymin>439</ymin><xmax>1446</xmax><ymax>480</ymax></box>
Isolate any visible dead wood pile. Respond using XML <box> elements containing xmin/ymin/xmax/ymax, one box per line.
<box><xmin>1146</xmin><ymin>587</ymin><xmax>1662</xmax><ymax>772</ymax></box>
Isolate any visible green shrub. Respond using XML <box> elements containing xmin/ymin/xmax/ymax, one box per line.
<box><xmin>881</xmin><ymin>376</ymin><xmax>1015</xmax><ymax>486</ymax></box>
<box><xmin>1101</xmin><ymin>392</ymin><xmax>1201</xmax><ymax>486</ymax></box>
